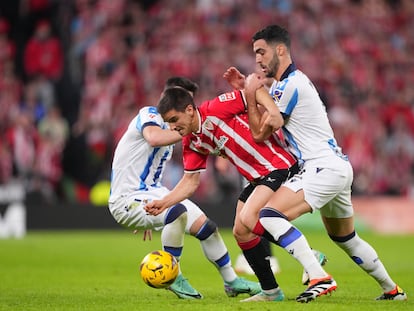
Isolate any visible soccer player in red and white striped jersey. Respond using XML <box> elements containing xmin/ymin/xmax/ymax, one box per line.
<box><xmin>145</xmin><ymin>80</ymin><xmax>328</xmax><ymax>301</ymax></box>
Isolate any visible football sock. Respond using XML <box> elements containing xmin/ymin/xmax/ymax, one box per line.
<box><xmin>259</xmin><ymin>207</ymin><xmax>328</xmax><ymax>280</ymax></box>
<box><xmin>330</xmin><ymin>231</ymin><xmax>396</xmax><ymax>292</ymax></box>
<box><xmin>261</xmin><ymin>237</ymin><xmax>272</xmax><ymax>258</ymax></box>
<box><xmin>239</xmin><ymin>236</ymin><xmax>278</xmax><ymax>290</ymax></box>
<box><xmin>162</xmin><ymin>204</ymin><xmax>187</xmax><ymax>266</ymax></box>
<box><xmin>195</xmin><ymin>219</ymin><xmax>237</xmax><ymax>283</ymax></box>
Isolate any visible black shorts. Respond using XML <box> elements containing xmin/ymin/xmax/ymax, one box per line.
<box><xmin>238</xmin><ymin>162</ymin><xmax>299</xmax><ymax>203</ymax></box>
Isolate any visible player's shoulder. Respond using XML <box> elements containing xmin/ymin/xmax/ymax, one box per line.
<box><xmin>135</xmin><ymin>106</ymin><xmax>164</xmax><ymax>130</ymax></box>
<box><xmin>139</xmin><ymin>106</ymin><xmax>159</xmax><ymax>116</ymax></box>
<box><xmin>279</xmin><ymin>70</ymin><xmax>312</xmax><ymax>91</ymax></box>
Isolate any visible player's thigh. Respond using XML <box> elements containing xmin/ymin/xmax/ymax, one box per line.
<box><xmin>320</xmin><ymin>188</ymin><xmax>355</xmax><ymax>236</ymax></box>
<box><xmin>110</xmin><ymin>197</ymin><xmax>165</xmax><ymax>229</ymax></box>
<box><xmin>267</xmin><ymin>185</ymin><xmax>311</xmax><ymax>220</ymax></box>
<box><xmin>239</xmin><ymin>184</ymin><xmax>275</xmax><ymax>226</ymax></box>
<box><xmin>118</xmin><ymin>187</ymin><xmax>172</xmax><ymax>229</ymax></box>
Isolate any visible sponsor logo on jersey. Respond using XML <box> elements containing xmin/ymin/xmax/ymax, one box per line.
<box><xmin>210</xmin><ymin>135</ymin><xmax>228</xmax><ymax>156</ymax></box>
<box><xmin>218</xmin><ymin>92</ymin><xmax>236</xmax><ymax>102</ymax></box>
<box><xmin>216</xmin><ymin>135</ymin><xmax>228</xmax><ymax>150</ymax></box>
<box><xmin>148</xmin><ymin>113</ymin><xmax>157</xmax><ymax>119</ymax></box>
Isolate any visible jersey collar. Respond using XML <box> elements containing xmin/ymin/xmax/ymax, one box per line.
<box><xmin>193</xmin><ymin>108</ymin><xmax>202</xmax><ymax>134</ymax></box>
<box><xmin>280</xmin><ymin>62</ymin><xmax>297</xmax><ymax>81</ymax></box>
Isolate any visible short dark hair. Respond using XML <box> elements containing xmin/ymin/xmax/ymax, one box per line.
<box><xmin>164</xmin><ymin>76</ymin><xmax>199</xmax><ymax>95</ymax></box>
<box><xmin>158</xmin><ymin>87</ymin><xmax>195</xmax><ymax>116</ymax></box>
<box><xmin>252</xmin><ymin>25</ymin><xmax>291</xmax><ymax>49</ymax></box>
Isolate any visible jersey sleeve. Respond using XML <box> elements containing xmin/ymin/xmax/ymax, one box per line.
<box><xmin>136</xmin><ymin>106</ymin><xmax>163</xmax><ymax>133</ymax></box>
<box><xmin>182</xmin><ymin>135</ymin><xmax>208</xmax><ymax>173</ymax></box>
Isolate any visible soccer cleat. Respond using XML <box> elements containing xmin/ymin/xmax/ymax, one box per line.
<box><xmin>240</xmin><ymin>288</ymin><xmax>285</xmax><ymax>302</ymax></box>
<box><xmin>167</xmin><ymin>274</ymin><xmax>203</xmax><ymax>299</ymax></box>
<box><xmin>296</xmin><ymin>275</ymin><xmax>337</xmax><ymax>303</ymax></box>
<box><xmin>224</xmin><ymin>277</ymin><xmax>261</xmax><ymax>297</ymax></box>
<box><xmin>376</xmin><ymin>285</ymin><xmax>407</xmax><ymax>301</ymax></box>
<box><xmin>302</xmin><ymin>249</ymin><xmax>328</xmax><ymax>285</ymax></box>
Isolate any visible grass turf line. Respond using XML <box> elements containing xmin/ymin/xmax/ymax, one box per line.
<box><xmin>0</xmin><ymin>229</ymin><xmax>412</xmax><ymax>311</ymax></box>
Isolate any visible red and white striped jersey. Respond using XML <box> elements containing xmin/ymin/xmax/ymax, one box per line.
<box><xmin>182</xmin><ymin>90</ymin><xmax>297</xmax><ymax>181</ymax></box>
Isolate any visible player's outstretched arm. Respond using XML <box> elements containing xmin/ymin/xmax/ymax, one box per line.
<box><xmin>145</xmin><ymin>172</ymin><xmax>201</xmax><ymax>216</ymax></box>
<box><xmin>244</xmin><ymin>73</ymin><xmax>283</xmax><ymax>141</ymax></box>
<box><xmin>143</xmin><ymin>125</ymin><xmax>182</xmax><ymax>147</ymax></box>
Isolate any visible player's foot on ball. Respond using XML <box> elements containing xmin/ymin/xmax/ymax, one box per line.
<box><xmin>296</xmin><ymin>275</ymin><xmax>337</xmax><ymax>303</ymax></box>
<box><xmin>224</xmin><ymin>277</ymin><xmax>261</xmax><ymax>297</ymax></box>
<box><xmin>376</xmin><ymin>285</ymin><xmax>407</xmax><ymax>301</ymax></box>
<box><xmin>167</xmin><ymin>274</ymin><xmax>203</xmax><ymax>299</ymax></box>
<box><xmin>302</xmin><ymin>249</ymin><xmax>328</xmax><ymax>285</ymax></box>
<box><xmin>240</xmin><ymin>288</ymin><xmax>284</xmax><ymax>302</ymax></box>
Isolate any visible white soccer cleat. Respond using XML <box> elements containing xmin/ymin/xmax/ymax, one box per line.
<box><xmin>296</xmin><ymin>275</ymin><xmax>337</xmax><ymax>303</ymax></box>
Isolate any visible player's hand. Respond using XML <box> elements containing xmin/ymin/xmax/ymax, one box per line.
<box><xmin>133</xmin><ymin>229</ymin><xmax>153</xmax><ymax>241</ymax></box>
<box><xmin>245</xmin><ymin>73</ymin><xmax>264</xmax><ymax>93</ymax></box>
<box><xmin>261</xmin><ymin>113</ymin><xmax>280</xmax><ymax>133</ymax></box>
<box><xmin>144</xmin><ymin>200</ymin><xmax>166</xmax><ymax>216</ymax></box>
<box><xmin>223</xmin><ymin>66</ymin><xmax>245</xmax><ymax>90</ymax></box>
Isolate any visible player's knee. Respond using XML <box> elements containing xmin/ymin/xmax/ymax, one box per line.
<box><xmin>195</xmin><ymin>219</ymin><xmax>217</xmax><ymax>241</ymax></box>
<box><xmin>328</xmin><ymin>230</ymin><xmax>356</xmax><ymax>243</ymax></box>
<box><xmin>259</xmin><ymin>207</ymin><xmax>288</xmax><ymax>219</ymax></box>
<box><xmin>164</xmin><ymin>203</ymin><xmax>187</xmax><ymax>225</ymax></box>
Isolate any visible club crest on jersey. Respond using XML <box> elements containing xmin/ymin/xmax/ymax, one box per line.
<box><xmin>218</xmin><ymin>92</ymin><xmax>236</xmax><ymax>102</ymax></box>
<box><xmin>202</xmin><ymin>119</ymin><xmax>214</xmax><ymax>131</ymax></box>
<box><xmin>193</xmin><ymin>136</ymin><xmax>202</xmax><ymax>148</ymax></box>
<box><xmin>272</xmin><ymin>89</ymin><xmax>283</xmax><ymax>103</ymax></box>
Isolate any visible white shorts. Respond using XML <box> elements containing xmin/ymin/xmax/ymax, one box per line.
<box><xmin>108</xmin><ymin>186</ymin><xmax>204</xmax><ymax>231</ymax></box>
<box><xmin>282</xmin><ymin>155</ymin><xmax>354</xmax><ymax>218</ymax></box>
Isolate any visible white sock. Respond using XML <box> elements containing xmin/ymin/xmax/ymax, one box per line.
<box><xmin>162</xmin><ymin>212</ymin><xmax>187</xmax><ymax>264</ymax></box>
<box><xmin>260</xmin><ymin>216</ymin><xmax>328</xmax><ymax>280</ymax></box>
<box><xmin>199</xmin><ymin>229</ymin><xmax>237</xmax><ymax>283</ymax></box>
<box><xmin>333</xmin><ymin>232</ymin><xmax>396</xmax><ymax>292</ymax></box>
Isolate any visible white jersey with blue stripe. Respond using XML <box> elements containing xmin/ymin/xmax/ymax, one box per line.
<box><xmin>269</xmin><ymin>64</ymin><xmax>346</xmax><ymax>164</ymax></box>
<box><xmin>109</xmin><ymin>106</ymin><xmax>173</xmax><ymax>202</ymax></box>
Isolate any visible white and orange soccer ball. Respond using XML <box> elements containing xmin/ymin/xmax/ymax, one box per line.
<box><xmin>139</xmin><ymin>250</ymin><xmax>179</xmax><ymax>288</ymax></box>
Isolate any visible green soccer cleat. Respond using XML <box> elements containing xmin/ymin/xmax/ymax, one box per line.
<box><xmin>240</xmin><ymin>288</ymin><xmax>285</xmax><ymax>302</ymax></box>
<box><xmin>167</xmin><ymin>274</ymin><xmax>203</xmax><ymax>299</ymax></box>
<box><xmin>224</xmin><ymin>277</ymin><xmax>261</xmax><ymax>297</ymax></box>
<box><xmin>376</xmin><ymin>285</ymin><xmax>407</xmax><ymax>301</ymax></box>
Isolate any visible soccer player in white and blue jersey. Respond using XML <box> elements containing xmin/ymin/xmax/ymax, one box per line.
<box><xmin>108</xmin><ymin>78</ymin><xmax>260</xmax><ymax>300</ymax></box>
<box><xmin>241</xmin><ymin>24</ymin><xmax>406</xmax><ymax>302</ymax></box>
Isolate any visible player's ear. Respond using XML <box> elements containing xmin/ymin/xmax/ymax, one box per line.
<box><xmin>185</xmin><ymin>104</ymin><xmax>193</xmax><ymax>114</ymax></box>
<box><xmin>276</xmin><ymin>44</ymin><xmax>287</xmax><ymax>56</ymax></box>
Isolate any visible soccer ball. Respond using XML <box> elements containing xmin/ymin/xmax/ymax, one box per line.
<box><xmin>139</xmin><ymin>250</ymin><xmax>179</xmax><ymax>288</ymax></box>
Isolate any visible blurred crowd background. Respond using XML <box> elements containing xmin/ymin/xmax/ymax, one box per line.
<box><xmin>0</xmin><ymin>0</ymin><xmax>413</xmax><ymax>207</ymax></box>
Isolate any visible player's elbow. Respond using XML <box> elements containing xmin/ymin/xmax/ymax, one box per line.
<box><xmin>147</xmin><ymin>139</ymin><xmax>162</xmax><ymax>148</ymax></box>
<box><xmin>251</xmin><ymin>130</ymin><xmax>271</xmax><ymax>142</ymax></box>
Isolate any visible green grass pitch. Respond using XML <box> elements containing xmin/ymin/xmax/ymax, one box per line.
<box><xmin>0</xmin><ymin>223</ymin><xmax>412</xmax><ymax>311</ymax></box>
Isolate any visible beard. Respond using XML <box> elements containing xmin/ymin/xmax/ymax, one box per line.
<box><xmin>265</xmin><ymin>54</ymin><xmax>280</xmax><ymax>78</ymax></box>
